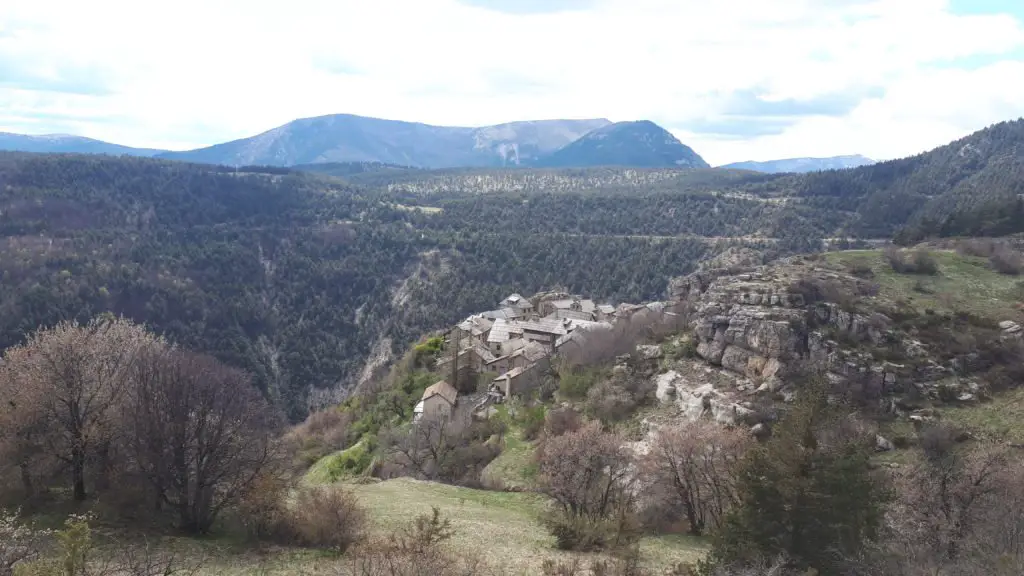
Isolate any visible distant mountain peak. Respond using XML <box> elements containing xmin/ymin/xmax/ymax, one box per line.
<box><xmin>536</xmin><ymin>120</ymin><xmax>709</xmax><ymax>168</ymax></box>
<box><xmin>157</xmin><ymin>115</ymin><xmax>613</xmax><ymax>169</ymax></box>
<box><xmin>0</xmin><ymin>132</ymin><xmax>165</xmax><ymax>157</ymax></box>
<box><xmin>721</xmin><ymin>155</ymin><xmax>875</xmax><ymax>173</ymax></box>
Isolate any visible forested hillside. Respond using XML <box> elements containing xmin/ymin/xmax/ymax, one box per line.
<box><xmin>1</xmin><ymin>119</ymin><xmax>1022</xmax><ymax>419</ymax></box>
<box><xmin>0</xmin><ymin>155</ymin><xmax>721</xmax><ymax>419</ymax></box>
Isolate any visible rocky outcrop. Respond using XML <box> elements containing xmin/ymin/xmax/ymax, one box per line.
<box><xmin>667</xmin><ymin>257</ymin><xmax>965</xmax><ymax>405</ymax></box>
<box><xmin>654</xmin><ymin>370</ymin><xmax>754</xmax><ymax>425</ymax></box>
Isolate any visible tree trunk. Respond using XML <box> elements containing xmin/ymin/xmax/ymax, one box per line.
<box><xmin>72</xmin><ymin>446</ymin><xmax>87</xmax><ymax>501</ymax></box>
<box><xmin>19</xmin><ymin>460</ymin><xmax>34</xmax><ymax>498</ymax></box>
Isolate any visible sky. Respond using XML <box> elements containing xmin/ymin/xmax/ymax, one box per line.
<box><xmin>1</xmin><ymin>0</ymin><xmax>1024</xmax><ymax>165</ymax></box>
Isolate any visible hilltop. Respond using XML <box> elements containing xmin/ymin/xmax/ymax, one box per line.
<box><xmin>536</xmin><ymin>120</ymin><xmax>709</xmax><ymax>169</ymax></box>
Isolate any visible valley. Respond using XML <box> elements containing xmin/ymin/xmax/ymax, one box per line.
<box><xmin>1</xmin><ymin>117</ymin><xmax>1024</xmax><ymax>576</ymax></box>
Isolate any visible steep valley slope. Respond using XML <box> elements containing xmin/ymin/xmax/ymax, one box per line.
<box><xmin>1</xmin><ymin>118</ymin><xmax>1024</xmax><ymax>421</ymax></box>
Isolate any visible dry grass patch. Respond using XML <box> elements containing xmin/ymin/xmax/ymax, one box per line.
<box><xmin>350</xmin><ymin>478</ymin><xmax>707</xmax><ymax>573</ymax></box>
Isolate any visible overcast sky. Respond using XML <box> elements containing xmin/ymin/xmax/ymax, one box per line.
<box><xmin>2</xmin><ymin>0</ymin><xmax>1023</xmax><ymax>165</ymax></box>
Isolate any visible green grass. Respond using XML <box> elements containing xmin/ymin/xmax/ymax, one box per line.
<box><xmin>824</xmin><ymin>249</ymin><xmax>1024</xmax><ymax>321</ymax></box>
<box><xmin>351</xmin><ymin>478</ymin><xmax>708</xmax><ymax>573</ymax></box>
<box><xmin>305</xmin><ymin>439</ymin><xmax>373</xmax><ymax>484</ymax></box>
<box><xmin>480</xmin><ymin>429</ymin><xmax>539</xmax><ymax>490</ymax></box>
<box><xmin>939</xmin><ymin>387</ymin><xmax>1024</xmax><ymax>443</ymax></box>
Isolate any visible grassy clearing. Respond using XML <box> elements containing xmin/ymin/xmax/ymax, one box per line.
<box><xmin>480</xmin><ymin>429</ymin><xmax>538</xmax><ymax>490</ymax></box>
<box><xmin>824</xmin><ymin>249</ymin><xmax>1024</xmax><ymax>321</ymax></box>
<box><xmin>351</xmin><ymin>478</ymin><xmax>708</xmax><ymax>573</ymax></box>
<box><xmin>939</xmin><ymin>387</ymin><xmax>1024</xmax><ymax>443</ymax></box>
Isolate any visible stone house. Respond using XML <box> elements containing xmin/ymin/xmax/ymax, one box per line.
<box><xmin>486</xmin><ymin>340</ymin><xmax>548</xmax><ymax>375</ymax></box>
<box><xmin>414</xmin><ymin>380</ymin><xmax>458</xmax><ymax>422</ymax></box>
<box><xmin>487</xmin><ymin>319</ymin><xmax>525</xmax><ymax>357</ymax></box>
<box><xmin>517</xmin><ymin>318</ymin><xmax>567</xmax><ymax>351</ymax></box>
<box><xmin>501</xmin><ymin>293</ymin><xmax>535</xmax><ymax>317</ymax></box>
<box><xmin>436</xmin><ymin>345</ymin><xmax>496</xmax><ymax>375</ymax></box>
<box><xmin>493</xmin><ymin>363</ymin><xmax>543</xmax><ymax>397</ymax></box>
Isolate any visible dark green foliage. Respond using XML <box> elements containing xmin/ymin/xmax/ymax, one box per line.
<box><xmin>707</xmin><ymin>378</ymin><xmax>888</xmax><ymax>574</ymax></box>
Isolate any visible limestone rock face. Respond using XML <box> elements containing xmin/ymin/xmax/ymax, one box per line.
<box><xmin>668</xmin><ymin>256</ymin><xmax>961</xmax><ymax>404</ymax></box>
<box><xmin>654</xmin><ymin>370</ymin><xmax>754</xmax><ymax>425</ymax></box>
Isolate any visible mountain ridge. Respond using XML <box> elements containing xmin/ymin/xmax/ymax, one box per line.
<box><xmin>721</xmin><ymin>154</ymin><xmax>875</xmax><ymax>173</ymax></box>
<box><xmin>0</xmin><ymin>132</ymin><xmax>165</xmax><ymax>157</ymax></box>
<box><xmin>156</xmin><ymin>114</ymin><xmax>616</xmax><ymax>168</ymax></box>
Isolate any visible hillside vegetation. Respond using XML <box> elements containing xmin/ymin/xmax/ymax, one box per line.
<box><xmin>0</xmin><ymin>118</ymin><xmax>1022</xmax><ymax>419</ymax></box>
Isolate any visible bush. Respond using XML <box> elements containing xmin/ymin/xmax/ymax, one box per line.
<box><xmin>544</xmin><ymin>509</ymin><xmax>640</xmax><ymax>553</ymax></box>
<box><xmin>846</xmin><ymin>259</ymin><xmax>875</xmax><ymax>279</ymax></box>
<box><xmin>558</xmin><ymin>367</ymin><xmax>604</xmax><ymax>400</ymax></box>
<box><xmin>516</xmin><ymin>403</ymin><xmax>547</xmax><ymax>441</ymax></box>
<box><xmin>544</xmin><ymin>407</ymin><xmax>583</xmax><ymax>438</ymax></box>
<box><xmin>885</xmin><ymin>246</ymin><xmax>939</xmax><ymax>275</ymax></box>
<box><xmin>321</xmin><ymin>439</ymin><xmax>374</xmax><ymax>481</ymax></box>
<box><xmin>286</xmin><ymin>485</ymin><xmax>367</xmax><ymax>553</ymax></box>
<box><xmin>990</xmin><ymin>247</ymin><xmax>1024</xmax><ymax>275</ymax></box>
<box><xmin>1</xmin><ymin>511</ymin><xmax>48</xmax><ymax>576</ymax></box>
<box><xmin>234</xmin><ymin>471</ymin><xmax>291</xmax><ymax>542</ymax></box>
<box><xmin>586</xmin><ymin>381</ymin><xmax>636</xmax><ymax>424</ymax></box>
<box><xmin>346</xmin><ymin>508</ymin><xmax>478</xmax><ymax>576</ymax></box>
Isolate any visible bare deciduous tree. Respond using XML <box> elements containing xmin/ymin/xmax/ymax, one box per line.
<box><xmin>126</xmin><ymin>348</ymin><xmax>282</xmax><ymax>533</ymax></box>
<box><xmin>0</xmin><ymin>358</ymin><xmax>52</xmax><ymax>499</ymax></box>
<box><xmin>539</xmin><ymin>421</ymin><xmax>634</xmax><ymax>522</ymax></box>
<box><xmin>640</xmin><ymin>420</ymin><xmax>749</xmax><ymax>536</ymax></box>
<box><xmin>2</xmin><ymin>317</ymin><xmax>162</xmax><ymax>501</ymax></box>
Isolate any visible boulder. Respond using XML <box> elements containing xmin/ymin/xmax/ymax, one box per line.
<box><xmin>875</xmin><ymin>435</ymin><xmax>895</xmax><ymax>453</ymax></box>
<box><xmin>750</xmin><ymin>423</ymin><xmax>770</xmax><ymax>438</ymax></box>
<box><xmin>636</xmin><ymin>344</ymin><xmax>663</xmax><ymax>361</ymax></box>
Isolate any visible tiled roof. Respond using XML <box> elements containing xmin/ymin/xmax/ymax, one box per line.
<box><xmin>422</xmin><ymin>380</ymin><xmax>458</xmax><ymax>404</ymax></box>
<box><xmin>516</xmin><ymin>318</ymin><xmax>568</xmax><ymax>336</ymax></box>
<box><xmin>487</xmin><ymin>319</ymin><xmax>524</xmax><ymax>343</ymax></box>
<box><xmin>551</xmin><ymin>309</ymin><xmax>594</xmax><ymax>322</ymax></box>
<box><xmin>494</xmin><ymin>366</ymin><xmax>527</xmax><ymax>381</ymax></box>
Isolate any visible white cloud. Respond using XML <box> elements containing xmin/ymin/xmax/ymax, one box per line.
<box><xmin>1</xmin><ymin>0</ymin><xmax>1023</xmax><ymax>163</ymax></box>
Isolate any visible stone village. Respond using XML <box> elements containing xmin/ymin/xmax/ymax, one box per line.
<box><xmin>412</xmin><ymin>291</ymin><xmax>670</xmax><ymax>422</ymax></box>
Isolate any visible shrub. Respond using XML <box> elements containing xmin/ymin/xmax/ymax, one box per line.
<box><xmin>544</xmin><ymin>509</ymin><xmax>640</xmax><ymax>553</ymax></box>
<box><xmin>990</xmin><ymin>246</ymin><xmax>1024</xmax><ymax>275</ymax></box>
<box><xmin>1</xmin><ymin>511</ymin><xmax>48</xmax><ymax>576</ymax></box>
<box><xmin>956</xmin><ymin>238</ymin><xmax>998</xmax><ymax>258</ymax></box>
<box><xmin>321</xmin><ymin>439</ymin><xmax>374</xmax><ymax>481</ymax></box>
<box><xmin>286</xmin><ymin>485</ymin><xmax>367</xmax><ymax>553</ymax></box>
<box><xmin>846</xmin><ymin>259</ymin><xmax>875</xmax><ymax>279</ymax></box>
<box><xmin>346</xmin><ymin>508</ymin><xmax>477</xmax><ymax>576</ymax></box>
<box><xmin>538</xmin><ymin>422</ymin><xmax>638</xmax><ymax>552</ymax></box>
<box><xmin>885</xmin><ymin>246</ymin><xmax>939</xmax><ymax>275</ymax></box>
<box><xmin>586</xmin><ymin>381</ymin><xmax>636</xmax><ymax>424</ymax></box>
<box><xmin>234</xmin><ymin>471</ymin><xmax>290</xmax><ymax>542</ymax></box>
<box><xmin>558</xmin><ymin>367</ymin><xmax>603</xmax><ymax>400</ymax></box>
<box><xmin>544</xmin><ymin>407</ymin><xmax>583</xmax><ymax>438</ymax></box>
<box><xmin>518</xmin><ymin>403</ymin><xmax>548</xmax><ymax>441</ymax></box>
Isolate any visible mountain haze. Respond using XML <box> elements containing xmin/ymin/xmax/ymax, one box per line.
<box><xmin>156</xmin><ymin>114</ymin><xmax>612</xmax><ymax>168</ymax></box>
<box><xmin>536</xmin><ymin>120</ymin><xmax>709</xmax><ymax>168</ymax></box>
<box><xmin>722</xmin><ymin>154</ymin><xmax>875</xmax><ymax>173</ymax></box>
<box><xmin>0</xmin><ymin>132</ymin><xmax>166</xmax><ymax>157</ymax></box>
